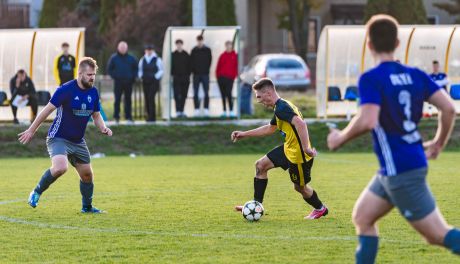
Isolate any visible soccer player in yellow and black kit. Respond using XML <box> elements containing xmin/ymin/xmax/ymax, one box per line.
<box><xmin>54</xmin><ymin>42</ymin><xmax>76</xmax><ymax>86</ymax></box>
<box><xmin>231</xmin><ymin>78</ymin><xmax>328</xmax><ymax>219</ymax></box>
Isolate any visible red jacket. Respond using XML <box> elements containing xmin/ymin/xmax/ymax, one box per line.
<box><xmin>216</xmin><ymin>50</ymin><xmax>238</xmax><ymax>80</ymax></box>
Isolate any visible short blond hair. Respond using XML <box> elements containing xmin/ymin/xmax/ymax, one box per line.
<box><xmin>78</xmin><ymin>57</ymin><xmax>98</xmax><ymax>72</ymax></box>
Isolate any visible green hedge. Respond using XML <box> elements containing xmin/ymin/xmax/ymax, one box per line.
<box><xmin>1</xmin><ymin>119</ymin><xmax>457</xmax><ymax>158</ymax></box>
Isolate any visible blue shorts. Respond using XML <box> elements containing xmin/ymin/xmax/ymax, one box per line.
<box><xmin>46</xmin><ymin>137</ymin><xmax>91</xmax><ymax>167</ymax></box>
<box><xmin>368</xmin><ymin>167</ymin><xmax>436</xmax><ymax>221</ymax></box>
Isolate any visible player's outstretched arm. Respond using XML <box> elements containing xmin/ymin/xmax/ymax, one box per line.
<box><xmin>291</xmin><ymin>116</ymin><xmax>316</xmax><ymax>157</ymax></box>
<box><xmin>327</xmin><ymin>104</ymin><xmax>380</xmax><ymax>150</ymax></box>
<box><xmin>231</xmin><ymin>124</ymin><xmax>277</xmax><ymax>142</ymax></box>
<box><xmin>424</xmin><ymin>90</ymin><xmax>456</xmax><ymax>159</ymax></box>
<box><xmin>92</xmin><ymin>112</ymin><xmax>113</xmax><ymax>137</ymax></box>
<box><xmin>18</xmin><ymin>102</ymin><xmax>56</xmax><ymax>144</ymax></box>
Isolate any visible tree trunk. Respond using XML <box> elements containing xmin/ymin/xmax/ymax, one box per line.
<box><xmin>288</xmin><ymin>0</ymin><xmax>300</xmax><ymax>55</ymax></box>
<box><xmin>287</xmin><ymin>0</ymin><xmax>309</xmax><ymax>62</ymax></box>
<box><xmin>299</xmin><ymin>0</ymin><xmax>310</xmax><ymax>62</ymax></box>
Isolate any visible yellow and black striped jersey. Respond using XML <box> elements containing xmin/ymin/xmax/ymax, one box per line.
<box><xmin>270</xmin><ymin>98</ymin><xmax>312</xmax><ymax>164</ymax></box>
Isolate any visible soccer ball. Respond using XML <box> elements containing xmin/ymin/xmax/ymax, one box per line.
<box><xmin>242</xmin><ymin>200</ymin><xmax>264</xmax><ymax>221</ymax></box>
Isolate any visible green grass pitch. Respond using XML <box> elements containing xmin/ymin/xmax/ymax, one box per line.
<box><xmin>0</xmin><ymin>153</ymin><xmax>459</xmax><ymax>263</ymax></box>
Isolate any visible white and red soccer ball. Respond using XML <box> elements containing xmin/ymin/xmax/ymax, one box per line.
<box><xmin>242</xmin><ymin>200</ymin><xmax>264</xmax><ymax>221</ymax></box>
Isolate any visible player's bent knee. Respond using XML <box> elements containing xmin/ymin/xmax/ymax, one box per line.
<box><xmin>51</xmin><ymin>165</ymin><xmax>68</xmax><ymax>176</ymax></box>
<box><xmin>80</xmin><ymin>173</ymin><xmax>93</xmax><ymax>183</ymax></box>
<box><xmin>294</xmin><ymin>184</ymin><xmax>307</xmax><ymax>195</ymax></box>
<box><xmin>255</xmin><ymin>159</ymin><xmax>269</xmax><ymax>174</ymax></box>
<box><xmin>352</xmin><ymin>212</ymin><xmax>374</xmax><ymax>229</ymax></box>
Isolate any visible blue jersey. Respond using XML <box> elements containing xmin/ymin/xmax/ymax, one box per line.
<box><xmin>48</xmin><ymin>80</ymin><xmax>100</xmax><ymax>143</ymax></box>
<box><xmin>429</xmin><ymin>72</ymin><xmax>448</xmax><ymax>89</ymax></box>
<box><xmin>359</xmin><ymin>62</ymin><xmax>440</xmax><ymax>176</ymax></box>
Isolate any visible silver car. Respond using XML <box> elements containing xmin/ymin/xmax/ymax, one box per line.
<box><xmin>240</xmin><ymin>54</ymin><xmax>311</xmax><ymax>90</ymax></box>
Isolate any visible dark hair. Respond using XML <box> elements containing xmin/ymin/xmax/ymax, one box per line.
<box><xmin>433</xmin><ymin>60</ymin><xmax>439</xmax><ymax>64</ymax></box>
<box><xmin>252</xmin><ymin>78</ymin><xmax>275</xmax><ymax>91</ymax></box>
<box><xmin>367</xmin><ymin>14</ymin><xmax>399</xmax><ymax>53</ymax></box>
<box><xmin>144</xmin><ymin>44</ymin><xmax>155</xmax><ymax>50</ymax></box>
<box><xmin>197</xmin><ymin>35</ymin><xmax>204</xmax><ymax>41</ymax></box>
<box><xmin>62</xmin><ymin>42</ymin><xmax>69</xmax><ymax>48</ymax></box>
<box><xmin>79</xmin><ymin>57</ymin><xmax>98</xmax><ymax>72</ymax></box>
<box><xmin>175</xmin><ymin>39</ymin><xmax>183</xmax><ymax>44</ymax></box>
<box><xmin>17</xmin><ymin>69</ymin><xmax>26</xmax><ymax>75</ymax></box>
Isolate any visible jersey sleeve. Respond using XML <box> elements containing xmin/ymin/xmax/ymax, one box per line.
<box><xmin>93</xmin><ymin>90</ymin><xmax>101</xmax><ymax>112</ymax></box>
<box><xmin>274</xmin><ymin>102</ymin><xmax>297</xmax><ymax>123</ymax></box>
<box><xmin>419</xmin><ymin>69</ymin><xmax>441</xmax><ymax>100</ymax></box>
<box><xmin>358</xmin><ymin>73</ymin><xmax>382</xmax><ymax>106</ymax></box>
<box><xmin>49</xmin><ymin>87</ymin><xmax>68</xmax><ymax>107</ymax></box>
<box><xmin>270</xmin><ymin>114</ymin><xmax>277</xmax><ymax>125</ymax></box>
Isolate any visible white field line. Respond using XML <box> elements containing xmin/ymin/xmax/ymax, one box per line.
<box><xmin>0</xmin><ymin>198</ymin><xmax>423</xmax><ymax>245</ymax></box>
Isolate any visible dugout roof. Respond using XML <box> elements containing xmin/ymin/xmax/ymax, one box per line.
<box><xmin>0</xmin><ymin>28</ymin><xmax>85</xmax><ymax>94</ymax></box>
<box><xmin>316</xmin><ymin>25</ymin><xmax>460</xmax><ymax>118</ymax></box>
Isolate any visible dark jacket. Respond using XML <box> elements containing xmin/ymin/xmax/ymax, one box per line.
<box><xmin>10</xmin><ymin>75</ymin><xmax>36</xmax><ymax>98</ymax></box>
<box><xmin>190</xmin><ymin>45</ymin><xmax>212</xmax><ymax>75</ymax></box>
<box><xmin>171</xmin><ymin>50</ymin><xmax>191</xmax><ymax>76</ymax></box>
<box><xmin>107</xmin><ymin>52</ymin><xmax>138</xmax><ymax>81</ymax></box>
<box><xmin>56</xmin><ymin>54</ymin><xmax>76</xmax><ymax>84</ymax></box>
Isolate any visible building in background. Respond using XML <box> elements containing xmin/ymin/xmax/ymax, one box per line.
<box><xmin>0</xmin><ymin>0</ymin><xmax>43</xmax><ymax>28</ymax></box>
<box><xmin>235</xmin><ymin>0</ymin><xmax>455</xmax><ymax>76</ymax></box>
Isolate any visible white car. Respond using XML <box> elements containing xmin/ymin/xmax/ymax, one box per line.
<box><xmin>240</xmin><ymin>54</ymin><xmax>311</xmax><ymax>90</ymax></box>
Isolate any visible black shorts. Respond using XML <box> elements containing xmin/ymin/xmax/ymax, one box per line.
<box><xmin>266</xmin><ymin>145</ymin><xmax>314</xmax><ymax>186</ymax></box>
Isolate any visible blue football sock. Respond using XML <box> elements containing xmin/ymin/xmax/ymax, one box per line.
<box><xmin>80</xmin><ymin>181</ymin><xmax>94</xmax><ymax>209</ymax></box>
<box><xmin>356</xmin><ymin>235</ymin><xmax>379</xmax><ymax>264</ymax></box>
<box><xmin>444</xmin><ymin>228</ymin><xmax>460</xmax><ymax>255</ymax></box>
<box><xmin>34</xmin><ymin>169</ymin><xmax>57</xmax><ymax>194</ymax></box>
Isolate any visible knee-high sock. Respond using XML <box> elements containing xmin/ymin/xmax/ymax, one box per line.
<box><xmin>253</xmin><ymin>178</ymin><xmax>268</xmax><ymax>203</ymax></box>
<box><xmin>356</xmin><ymin>235</ymin><xmax>379</xmax><ymax>264</ymax></box>
<box><xmin>34</xmin><ymin>169</ymin><xmax>57</xmax><ymax>194</ymax></box>
<box><xmin>80</xmin><ymin>181</ymin><xmax>94</xmax><ymax>209</ymax></box>
<box><xmin>303</xmin><ymin>190</ymin><xmax>324</xmax><ymax>210</ymax></box>
<box><xmin>444</xmin><ymin>228</ymin><xmax>460</xmax><ymax>255</ymax></box>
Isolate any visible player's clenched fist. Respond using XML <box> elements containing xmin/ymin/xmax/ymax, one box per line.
<box><xmin>101</xmin><ymin>127</ymin><xmax>113</xmax><ymax>137</ymax></box>
<box><xmin>231</xmin><ymin>131</ymin><xmax>245</xmax><ymax>142</ymax></box>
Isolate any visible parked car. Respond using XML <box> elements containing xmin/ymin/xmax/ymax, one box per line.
<box><xmin>240</xmin><ymin>53</ymin><xmax>311</xmax><ymax>90</ymax></box>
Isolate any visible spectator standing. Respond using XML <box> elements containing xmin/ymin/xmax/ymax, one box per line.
<box><xmin>171</xmin><ymin>39</ymin><xmax>191</xmax><ymax>118</ymax></box>
<box><xmin>107</xmin><ymin>41</ymin><xmax>138</xmax><ymax>123</ymax></box>
<box><xmin>190</xmin><ymin>35</ymin><xmax>212</xmax><ymax>117</ymax></box>
<box><xmin>138</xmin><ymin>44</ymin><xmax>163</xmax><ymax>122</ymax></box>
<box><xmin>54</xmin><ymin>42</ymin><xmax>76</xmax><ymax>85</ymax></box>
<box><xmin>216</xmin><ymin>41</ymin><xmax>238</xmax><ymax>118</ymax></box>
<box><xmin>9</xmin><ymin>69</ymin><xmax>37</xmax><ymax>124</ymax></box>
<box><xmin>430</xmin><ymin>60</ymin><xmax>449</xmax><ymax>90</ymax></box>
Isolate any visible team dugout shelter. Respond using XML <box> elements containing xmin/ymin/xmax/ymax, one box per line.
<box><xmin>161</xmin><ymin>26</ymin><xmax>241</xmax><ymax>120</ymax></box>
<box><xmin>316</xmin><ymin>25</ymin><xmax>460</xmax><ymax>118</ymax></box>
<box><xmin>0</xmin><ymin>28</ymin><xmax>84</xmax><ymax>120</ymax></box>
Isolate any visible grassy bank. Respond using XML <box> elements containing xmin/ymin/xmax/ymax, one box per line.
<box><xmin>1</xmin><ymin>118</ymin><xmax>458</xmax><ymax>158</ymax></box>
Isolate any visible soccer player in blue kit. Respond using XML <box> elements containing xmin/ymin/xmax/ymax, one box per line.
<box><xmin>327</xmin><ymin>15</ymin><xmax>460</xmax><ymax>263</ymax></box>
<box><xmin>19</xmin><ymin>57</ymin><xmax>112</xmax><ymax>213</ymax></box>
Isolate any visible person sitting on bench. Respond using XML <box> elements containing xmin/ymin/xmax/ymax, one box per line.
<box><xmin>10</xmin><ymin>69</ymin><xmax>38</xmax><ymax>124</ymax></box>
